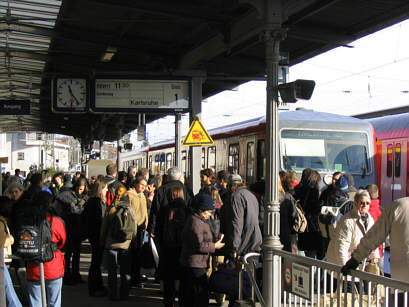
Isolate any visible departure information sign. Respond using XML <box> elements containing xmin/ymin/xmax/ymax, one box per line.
<box><xmin>91</xmin><ymin>79</ymin><xmax>190</xmax><ymax>113</ymax></box>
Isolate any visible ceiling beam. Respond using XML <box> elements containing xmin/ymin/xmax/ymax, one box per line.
<box><xmin>85</xmin><ymin>0</ymin><xmax>228</xmax><ymax>23</ymax></box>
<box><xmin>179</xmin><ymin>9</ymin><xmax>264</xmax><ymax>69</ymax></box>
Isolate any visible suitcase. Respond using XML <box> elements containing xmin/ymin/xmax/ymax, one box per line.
<box><xmin>209</xmin><ymin>268</ymin><xmax>252</xmax><ymax>298</ymax></box>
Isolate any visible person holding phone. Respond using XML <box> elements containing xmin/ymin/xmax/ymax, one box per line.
<box><xmin>179</xmin><ymin>193</ymin><xmax>225</xmax><ymax>307</ymax></box>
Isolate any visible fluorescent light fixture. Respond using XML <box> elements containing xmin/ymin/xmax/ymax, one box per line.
<box><xmin>100</xmin><ymin>46</ymin><xmax>117</xmax><ymax>62</ymax></box>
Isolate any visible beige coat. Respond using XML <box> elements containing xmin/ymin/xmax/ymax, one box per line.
<box><xmin>352</xmin><ymin>197</ymin><xmax>409</xmax><ymax>283</ymax></box>
<box><xmin>327</xmin><ymin>207</ymin><xmax>379</xmax><ymax>270</ymax></box>
<box><xmin>0</xmin><ymin>216</ymin><xmax>14</xmax><ymax>263</ymax></box>
<box><xmin>127</xmin><ymin>189</ymin><xmax>148</xmax><ymax>230</ymax></box>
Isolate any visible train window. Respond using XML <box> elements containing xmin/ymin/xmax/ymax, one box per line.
<box><xmin>166</xmin><ymin>153</ymin><xmax>172</xmax><ymax>171</ymax></box>
<box><xmin>257</xmin><ymin>140</ymin><xmax>266</xmax><ymax>181</ymax></box>
<box><xmin>395</xmin><ymin>143</ymin><xmax>401</xmax><ymax>178</ymax></box>
<box><xmin>148</xmin><ymin>155</ymin><xmax>152</xmax><ymax>170</ymax></box>
<box><xmin>201</xmin><ymin>148</ymin><xmax>206</xmax><ymax>169</ymax></box>
<box><xmin>173</xmin><ymin>152</ymin><xmax>176</xmax><ymax>166</ymax></box>
<box><xmin>246</xmin><ymin>142</ymin><xmax>255</xmax><ymax>184</ymax></box>
<box><xmin>154</xmin><ymin>154</ymin><xmax>160</xmax><ymax>174</ymax></box>
<box><xmin>281</xmin><ymin>129</ymin><xmax>370</xmax><ymax>175</ymax></box>
<box><xmin>228</xmin><ymin>143</ymin><xmax>240</xmax><ymax>174</ymax></box>
<box><xmin>181</xmin><ymin>151</ymin><xmax>187</xmax><ymax>177</ymax></box>
<box><xmin>387</xmin><ymin>144</ymin><xmax>393</xmax><ymax>178</ymax></box>
<box><xmin>207</xmin><ymin>146</ymin><xmax>216</xmax><ymax>171</ymax></box>
<box><xmin>160</xmin><ymin>153</ymin><xmax>166</xmax><ymax>173</ymax></box>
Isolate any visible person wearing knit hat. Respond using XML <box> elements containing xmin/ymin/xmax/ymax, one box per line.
<box><xmin>179</xmin><ymin>192</ymin><xmax>225</xmax><ymax>306</ymax></box>
<box><xmin>228</xmin><ymin>174</ymin><xmax>242</xmax><ymax>185</ymax></box>
<box><xmin>336</xmin><ymin>175</ymin><xmax>349</xmax><ymax>193</ymax></box>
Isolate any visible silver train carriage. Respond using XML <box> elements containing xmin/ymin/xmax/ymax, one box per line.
<box><xmin>120</xmin><ymin>109</ymin><xmax>376</xmax><ymax>189</ymax></box>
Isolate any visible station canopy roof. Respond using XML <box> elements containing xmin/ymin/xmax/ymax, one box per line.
<box><xmin>1</xmin><ymin>0</ymin><xmax>409</xmax><ymax>142</ymax></box>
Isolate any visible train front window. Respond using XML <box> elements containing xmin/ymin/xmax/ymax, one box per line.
<box><xmin>281</xmin><ymin>129</ymin><xmax>370</xmax><ymax>174</ymax></box>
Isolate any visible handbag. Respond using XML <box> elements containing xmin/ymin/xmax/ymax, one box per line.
<box><xmin>209</xmin><ymin>267</ymin><xmax>252</xmax><ymax>298</ymax></box>
<box><xmin>140</xmin><ymin>238</ymin><xmax>156</xmax><ymax>269</ymax></box>
<box><xmin>0</xmin><ymin>218</ymin><xmax>14</xmax><ymax>260</ymax></box>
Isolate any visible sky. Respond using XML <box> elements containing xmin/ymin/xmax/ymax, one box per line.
<box><xmin>137</xmin><ymin>18</ymin><xmax>409</xmax><ymax>146</ymax></box>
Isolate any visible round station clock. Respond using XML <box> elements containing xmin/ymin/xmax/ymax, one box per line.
<box><xmin>55</xmin><ymin>78</ymin><xmax>87</xmax><ymax>108</ymax></box>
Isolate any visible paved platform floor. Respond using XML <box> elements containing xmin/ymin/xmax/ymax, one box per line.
<box><xmin>60</xmin><ymin>242</ymin><xmax>226</xmax><ymax>307</ymax></box>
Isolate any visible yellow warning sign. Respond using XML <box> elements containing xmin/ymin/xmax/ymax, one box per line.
<box><xmin>182</xmin><ymin>119</ymin><xmax>214</xmax><ymax>146</ymax></box>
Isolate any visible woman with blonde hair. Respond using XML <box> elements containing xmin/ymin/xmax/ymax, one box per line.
<box><xmin>100</xmin><ymin>185</ymin><xmax>134</xmax><ymax>301</ymax></box>
<box><xmin>82</xmin><ymin>179</ymin><xmax>109</xmax><ymax>297</ymax></box>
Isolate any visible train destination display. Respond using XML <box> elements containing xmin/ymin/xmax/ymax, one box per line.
<box><xmin>92</xmin><ymin>79</ymin><xmax>190</xmax><ymax>112</ymax></box>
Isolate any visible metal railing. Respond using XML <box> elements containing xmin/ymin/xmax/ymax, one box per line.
<box><xmin>240</xmin><ymin>249</ymin><xmax>409</xmax><ymax>307</ymax></box>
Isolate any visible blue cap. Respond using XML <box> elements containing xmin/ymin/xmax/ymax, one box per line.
<box><xmin>336</xmin><ymin>176</ymin><xmax>349</xmax><ymax>193</ymax></box>
<box><xmin>194</xmin><ymin>193</ymin><xmax>215</xmax><ymax>211</ymax></box>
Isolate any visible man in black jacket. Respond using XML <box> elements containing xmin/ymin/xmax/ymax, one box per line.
<box><xmin>148</xmin><ymin>167</ymin><xmax>192</xmax><ymax>237</ymax></box>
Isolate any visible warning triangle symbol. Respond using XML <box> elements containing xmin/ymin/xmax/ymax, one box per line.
<box><xmin>182</xmin><ymin>119</ymin><xmax>214</xmax><ymax>146</ymax></box>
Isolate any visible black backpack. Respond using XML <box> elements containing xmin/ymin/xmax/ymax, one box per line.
<box><xmin>162</xmin><ymin>199</ymin><xmax>188</xmax><ymax>247</ymax></box>
<box><xmin>110</xmin><ymin>203</ymin><xmax>136</xmax><ymax>243</ymax></box>
<box><xmin>14</xmin><ymin>204</ymin><xmax>57</xmax><ymax>263</ymax></box>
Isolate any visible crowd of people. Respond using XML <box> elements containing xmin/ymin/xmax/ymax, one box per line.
<box><xmin>0</xmin><ymin>164</ymin><xmax>403</xmax><ymax>306</ymax></box>
<box><xmin>0</xmin><ymin>165</ymin><xmax>263</xmax><ymax>307</ymax></box>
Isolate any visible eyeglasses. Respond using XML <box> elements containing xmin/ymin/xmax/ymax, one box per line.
<box><xmin>360</xmin><ymin>201</ymin><xmax>371</xmax><ymax>205</ymax></box>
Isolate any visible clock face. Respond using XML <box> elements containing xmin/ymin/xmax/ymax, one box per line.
<box><xmin>56</xmin><ymin>78</ymin><xmax>87</xmax><ymax>108</ymax></box>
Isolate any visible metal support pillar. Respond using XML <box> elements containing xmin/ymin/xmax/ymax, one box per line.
<box><xmin>175</xmin><ymin>113</ymin><xmax>182</xmax><ymax>168</ymax></box>
<box><xmin>117</xmin><ymin>129</ymin><xmax>122</xmax><ymax>171</ymax></box>
<box><xmin>262</xmin><ymin>0</ymin><xmax>285</xmax><ymax>306</ymax></box>
<box><xmin>189</xmin><ymin>77</ymin><xmax>203</xmax><ymax>194</ymax></box>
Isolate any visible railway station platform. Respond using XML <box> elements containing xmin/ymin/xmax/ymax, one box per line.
<box><xmin>60</xmin><ymin>241</ymin><xmax>222</xmax><ymax>307</ymax></box>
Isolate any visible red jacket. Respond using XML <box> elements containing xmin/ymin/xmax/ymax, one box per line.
<box><xmin>26</xmin><ymin>214</ymin><xmax>66</xmax><ymax>281</ymax></box>
<box><xmin>369</xmin><ymin>199</ymin><xmax>382</xmax><ymax>222</ymax></box>
<box><xmin>369</xmin><ymin>199</ymin><xmax>383</xmax><ymax>257</ymax></box>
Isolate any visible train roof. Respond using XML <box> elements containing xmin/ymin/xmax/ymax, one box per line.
<box><xmin>146</xmin><ymin>110</ymin><xmax>368</xmax><ymax>151</ymax></box>
<box><xmin>367</xmin><ymin>113</ymin><xmax>409</xmax><ymax>140</ymax></box>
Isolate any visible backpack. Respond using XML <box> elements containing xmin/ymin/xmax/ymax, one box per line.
<box><xmin>292</xmin><ymin>199</ymin><xmax>308</xmax><ymax>234</ymax></box>
<box><xmin>14</xmin><ymin>205</ymin><xmax>57</xmax><ymax>263</ymax></box>
<box><xmin>162</xmin><ymin>199</ymin><xmax>188</xmax><ymax>247</ymax></box>
<box><xmin>69</xmin><ymin>196</ymin><xmax>87</xmax><ymax>215</ymax></box>
<box><xmin>318</xmin><ymin>199</ymin><xmax>352</xmax><ymax>239</ymax></box>
<box><xmin>110</xmin><ymin>204</ymin><xmax>136</xmax><ymax>243</ymax></box>
<box><xmin>105</xmin><ymin>179</ymin><xmax>116</xmax><ymax>206</ymax></box>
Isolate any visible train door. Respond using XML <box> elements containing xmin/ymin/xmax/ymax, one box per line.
<box><xmin>380</xmin><ymin>140</ymin><xmax>407</xmax><ymax>206</ymax></box>
<box><xmin>246</xmin><ymin>141</ymin><xmax>255</xmax><ymax>184</ymax></box>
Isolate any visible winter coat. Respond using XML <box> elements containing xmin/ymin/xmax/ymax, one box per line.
<box><xmin>180</xmin><ymin>212</ymin><xmax>215</xmax><ymax>268</ymax></box>
<box><xmin>352</xmin><ymin>197</ymin><xmax>409</xmax><ymax>283</ymax></box>
<box><xmin>127</xmin><ymin>189</ymin><xmax>148</xmax><ymax>229</ymax></box>
<box><xmin>0</xmin><ymin>216</ymin><xmax>13</xmax><ymax>263</ymax></box>
<box><xmin>26</xmin><ymin>214</ymin><xmax>66</xmax><ymax>281</ymax></box>
<box><xmin>327</xmin><ymin>207</ymin><xmax>378</xmax><ymax>269</ymax></box>
<box><xmin>100</xmin><ymin>199</ymin><xmax>132</xmax><ymax>250</ymax></box>
<box><xmin>52</xmin><ymin>191</ymin><xmax>87</xmax><ymax>239</ymax></box>
<box><xmin>369</xmin><ymin>199</ymin><xmax>382</xmax><ymax>222</ymax></box>
<box><xmin>104</xmin><ymin>175</ymin><xmax>124</xmax><ymax>196</ymax></box>
<box><xmin>81</xmin><ymin>197</ymin><xmax>106</xmax><ymax>243</ymax></box>
<box><xmin>319</xmin><ymin>186</ymin><xmax>354</xmax><ymax>214</ymax></box>
<box><xmin>294</xmin><ymin>183</ymin><xmax>323</xmax><ymax>254</ymax></box>
<box><xmin>148</xmin><ymin>180</ymin><xmax>193</xmax><ymax>234</ymax></box>
<box><xmin>224</xmin><ymin>187</ymin><xmax>262</xmax><ymax>256</ymax></box>
<box><xmin>155</xmin><ymin>198</ymin><xmax>187</xmax><ymax>244</ymax></box>
<box><xmin>280</xmin><ymin>192</ymin><xmax>297</xmax><ymax>253</ymax></box>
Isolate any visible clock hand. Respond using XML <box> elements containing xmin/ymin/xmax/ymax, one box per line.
<box><xmin>68</xmin><ymin>85</ymin><xmax>81</xmax><ymax>106</ymax></box>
